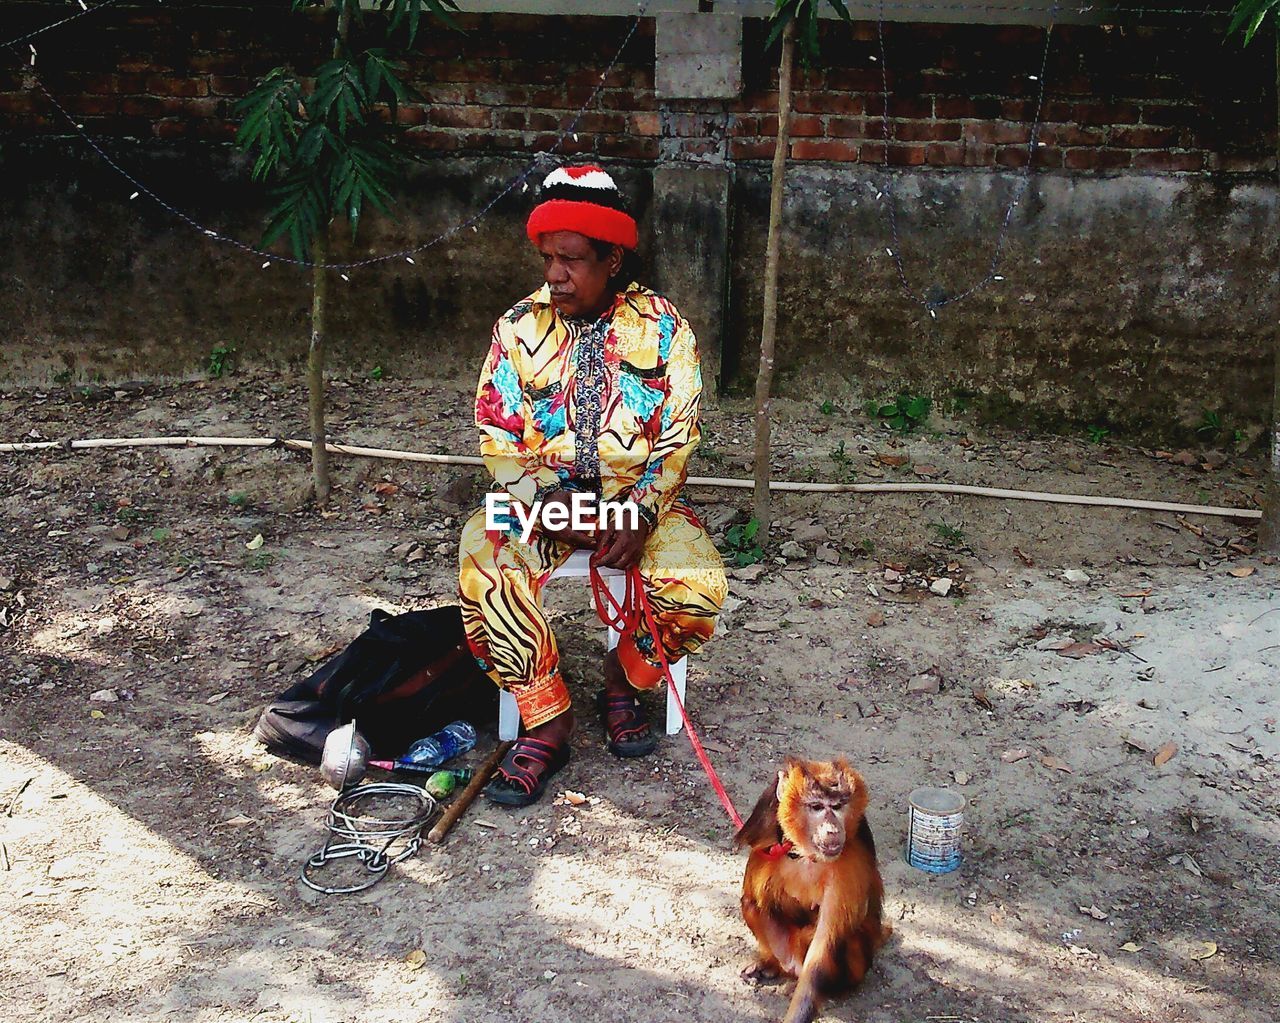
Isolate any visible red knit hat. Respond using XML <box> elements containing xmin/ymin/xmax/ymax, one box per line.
<box><xmin>525</xmin><ymin>165</ymin><xmax>638</xmax><ymax>250</ymax></box>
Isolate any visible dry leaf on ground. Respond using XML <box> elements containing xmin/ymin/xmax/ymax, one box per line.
<box><xmin>971</xmin><ymin>688</ymin><xmax>995</xmax><ymax>711</ymax></box>
<box><xmin>1168</xmin><ymin>853</ymin><xmax>1203</xmax><ymax>877</ymax></box>
<box><xmin>404</xmin><ymin>949</ymin><xmax>427</xmax><ymax>970</ymax></box>
<box><xmin>1190</xmin><ymin>941</ymin><xmax>1218</xmax><ymax>961</ymax></box>
<box><xmin>1055</xmin><ymin>641</ymin><xmax>1104</xmax><ymax>659</ymax></box>
<box><xmin>1153</xmin><ymin>741</ymin><xmax>1178</xmax><ymax>766</ymax></box>
<box><xmin>1041</xmin><ymin>755</ymin><xmax>1073</xmax><ymax>773</ymax></box>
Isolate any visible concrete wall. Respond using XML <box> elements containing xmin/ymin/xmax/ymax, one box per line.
<box><xmin>5</xmin><ymin>140</ymin><xmax>1274</xmax><ymax>442</ymax></box>
<box><xmin>725</xmin><ymin>167</ymin><xmax>1279</xmax><ymax>437</ymax></box>
<box><xmin>0</xmin><ymin>5</ymin><xmax>1275</xmax><ymax>441</ymax></box>
<box><xmin>0</xmin><ymin>145</ymin><xmax>651</xmax><ymax>383</ymax></box>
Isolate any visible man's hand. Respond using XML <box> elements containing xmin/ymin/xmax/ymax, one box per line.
<box><xmin>537</xmin><ymin>490</ymin><xmax>596</xmax><ymax>549</ymax></box>
<box><xmin>593</xmin><ymin>512</ymin><xmax>651</xmax><ymax>571</ymax></box>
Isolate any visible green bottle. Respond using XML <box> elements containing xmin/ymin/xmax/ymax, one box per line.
<box><xmin>425</xmin><ymin>768</ymin><xmax>474</xmax><ymax>799</ymax></box>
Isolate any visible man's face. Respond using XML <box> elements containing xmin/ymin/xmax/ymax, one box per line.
<box><xmin>537</xmin><ymin>230</ymin><xmax>622</xmax><ymax>321</ymax></box>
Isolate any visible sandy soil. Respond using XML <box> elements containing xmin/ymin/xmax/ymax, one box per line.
<box><xmin>1</xmin><ymin>374</ymin><xmax>1277</xmax><ymax>1023</ymax></box>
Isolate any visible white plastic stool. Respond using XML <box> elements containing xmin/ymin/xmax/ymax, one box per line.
<box><xmin>497</xmin><ymin>549</ymin><xmax>688</xmax><ymax>740</ymax></box>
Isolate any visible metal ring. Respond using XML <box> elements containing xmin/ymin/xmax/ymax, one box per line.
<box><xmin>300</xmin><ymin>843</ymin><xmax>391</xmax><ymax>895</ymax></box>
<box><xmin>300</xmin><ymin>783</ymin><xmax>438</xmax><ymax>895</ymax></box>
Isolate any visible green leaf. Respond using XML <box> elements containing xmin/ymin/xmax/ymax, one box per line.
<box><xmin>765</xmin><ymin>3</ymin><xmax>797</xmax><ymax>51</ymax></box>
<box><xmin>309</xmin><ymin>59</ymin><xmax>370</xmax><ymax>135</ymax></box>
<box><xmin>234</xmin><ymin>69</ymin><xmax>303</xmax><ymax>180</ymax></box>
<box><xmin>1228</xmin><ymin>0</ymin><xmax>1278</xmax><ymax>43</ymax></box>
<box><xmin>263</xmin><ymin>171</ymin><xmax>327</xmax><ymax>260</ymax></box>
<box><xmin>362</xmin><ymin>49</ymin><xmax>418</xmax><ymax>117</ymax></box>
<box><xmin>327</xmin><ymin>137</ymin><xmax>397</xmax><ymax>240</ymax></box>
<box><xmin>904</xmin><ymin>395</ymin><xmax>931</xmax><ymax>420</ymax></box>
<box><xmin>377</xmin><ymin>0</ymin><xmax>461</xmax><ymax>43</ymax></box>
<box><xmin>743</xmin><ymin>518</ymin><xmax>760</xmax><ymax>541</ymax></box>
<box><xmin>801</xmin><ymin>4</ymin><xmax>821</xmax><ymax>63</ymax></box>
<box><xmin>1245</xmin><ymin>7</ymin><xmax>1272</xmax><ymax>42</ymax></box>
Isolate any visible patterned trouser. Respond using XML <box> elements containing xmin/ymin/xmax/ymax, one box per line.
<box><xmin>458</xmin><ymin>502</ymin><xmax>728</xmax><ymax>728</ymax></box>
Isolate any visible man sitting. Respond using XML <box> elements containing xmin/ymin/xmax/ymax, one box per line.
<box><xmin>458</xmin><ymin>164</ymin><xmax>727</xmax><ymax>807</ymax></box>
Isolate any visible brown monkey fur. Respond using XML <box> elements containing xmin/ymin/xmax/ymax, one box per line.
<box><xmin>734</xmin><ymin>757</ymin><xmax>889</xmax><ymax>1023</ymax></box>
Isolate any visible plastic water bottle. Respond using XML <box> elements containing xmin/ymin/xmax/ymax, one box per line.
<box><xmin>400</xmin><ymin>721</ymin><xmax>477</xmax><ymax>769</ymax></box>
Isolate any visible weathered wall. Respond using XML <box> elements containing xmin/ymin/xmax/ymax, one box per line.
<box><xmin>0</xmin><ymin>3</ymin><xmax>1276</xmax><ymax>440</ymax></box>
<box><xmin>0</xmin><ymin>145</ymin><xmax>651</xmax><ymax>381</ymax></box>
<box><xmin>726</xmin><ymin>167</ymin><xmax>1279</xmax><ymax>437</ymax></box>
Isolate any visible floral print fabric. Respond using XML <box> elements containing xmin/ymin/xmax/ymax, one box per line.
<box><xmin>473</xmin><ymin>282</ymin><xmax>703</xmax><ymax>522</ymax></box>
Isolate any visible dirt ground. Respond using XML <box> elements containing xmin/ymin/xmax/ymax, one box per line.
<box><xmin>1</xmin><ymin>374</ymin><xmax>1277</xmax><ymax>1023</ymax></box>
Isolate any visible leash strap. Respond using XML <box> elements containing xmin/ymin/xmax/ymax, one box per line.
<box><xmin>589</xmin><ymin>559</ymin><xmax>744</xmax><ymax>831</ymax></box>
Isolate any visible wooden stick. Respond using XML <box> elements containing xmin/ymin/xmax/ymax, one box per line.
<box><xmin>427</xmin><ymin>741</ymin><xmax>513</xmax><ymax>844</ymax></box>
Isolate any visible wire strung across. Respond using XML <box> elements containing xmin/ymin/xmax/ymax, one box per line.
<box><xmin>876</xmin><ymin>1</ymin><xmax>1057</xmax><ymax>314</ymax></box>
<box><xmin>11</xmin><ymin>3</ymin><xmax>649</xmax><ymax>272</ymax></box>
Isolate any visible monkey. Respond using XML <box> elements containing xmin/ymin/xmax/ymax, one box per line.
<box><xmin>734</xmin><ymin>756</ymin><xmax>889</xmax><ymax>1023</ymax></box>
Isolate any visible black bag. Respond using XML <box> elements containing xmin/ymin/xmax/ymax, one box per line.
<box><xmin>252</xmin><ymin>604</ymin><xmax>495</xmax><ymax>763</ymax></box>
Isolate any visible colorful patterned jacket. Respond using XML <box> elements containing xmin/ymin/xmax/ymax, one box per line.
<box><xmin>475</xmin><ymin>282</ymin><xmax>702</xmax><ymax>525</ymax></box>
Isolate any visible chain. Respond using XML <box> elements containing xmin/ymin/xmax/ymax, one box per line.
<box><xmin>877</xmin><ymin>2</ymin><xmax>1057</xmax><ymax>313</ymax></box>
<box><xmin>300</xmin><ymin>782</ymin><xmax>438</xmax><ymax>895</ymax></box>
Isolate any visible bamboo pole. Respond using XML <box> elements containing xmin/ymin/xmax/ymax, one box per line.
<box><xmin>752</xmin><ymin>17</ymin><xmax>796</xmax><ymax>541</ymax></box>
<box><xmin>0</xmin><ymin>434</ymin><xmax>1259</xmax><ymax>520</ymax></box>
<box><xmin>1261</xmin><ymin>24</ymin><xmax>1280</xmax><ymax>549</ymax></box>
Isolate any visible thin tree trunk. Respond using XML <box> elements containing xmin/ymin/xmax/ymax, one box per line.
<box><xmin>751</xmin><ymin>19</ymin><xmax>796</xmax><ymax>538</ymax></box>
<box><xmin>1262</xmin><ymin>24</ymin><xmax>1280</xmax><ymax>550</ymax></box>
<box><xmin>308</xmin><ymin>228</ymin><xmax>332</xmax><ymax>507</ymax></box>
<box><xmin>300</xmin><ymin>0</ymin><xmax>350</xmax><ymax>509</ymax></box>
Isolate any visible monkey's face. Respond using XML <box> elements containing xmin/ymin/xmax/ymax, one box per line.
<box><xmin>800</xmin><ymin>780</ymin><xmax>850</xmax><ymax>859</ymax></box>
<box><xmin>776</xmin><ymin>760</ymin><xmax>868</xmax><ymax>861</ymax></box>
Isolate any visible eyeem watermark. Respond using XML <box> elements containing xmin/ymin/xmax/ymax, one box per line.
<box><xmin>485</xmin><ymin>491</ymin><xmax>640</xmax><ymax>543</ymax></box>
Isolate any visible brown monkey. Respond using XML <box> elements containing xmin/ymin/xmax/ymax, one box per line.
<box><xmin>734</xmin><ymin>757</ymin><xmax>889</xmax><ymax>1023</ymax></box>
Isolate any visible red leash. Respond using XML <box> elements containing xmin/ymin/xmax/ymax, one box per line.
<box><xmin>590</xmin><ymin>561</ymin><xmax>744</xmax><ymax>831</ymax></box>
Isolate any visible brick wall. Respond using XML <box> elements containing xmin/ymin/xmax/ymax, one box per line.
<box><xmin>0</xmin><ymin>4</ymin><xmax>1273</xmax><ymax>175</ymax></box>
<box><xmin>730</xmin><ymin>19</ymin><xmax>1276</xmax><ymax>174</ymax></box>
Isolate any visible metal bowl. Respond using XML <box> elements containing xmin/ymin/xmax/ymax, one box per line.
<box><xmin>320</xmin><ymin>722</ymin><xmax>372</xmax><ymax>790</ymax></box>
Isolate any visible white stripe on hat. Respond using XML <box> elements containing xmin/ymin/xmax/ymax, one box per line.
<box><xmin>542</xmin><ymin>166</ymin><xmax>618</xmax><ymax>192</ymax></box>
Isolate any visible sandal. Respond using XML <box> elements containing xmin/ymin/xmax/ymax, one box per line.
<box><xmin>483</xmin><ymin>736</ymin><xmax>571</xmax><ymax>807</ymax></box>
<box><xmin>597</xmin><ymin>689</ymin><xmax>658</xmax><ymax>759</ymax></box>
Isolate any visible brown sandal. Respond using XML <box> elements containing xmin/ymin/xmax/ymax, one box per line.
<box><xmin>483</xmin><ymin>736</ymin><xmax>571</xmax><ymax>807</ymax></box>
<box><xmin>597</xmin><ymin>690</ymin><xmax>658</xmax><ymax>758</ymax></box>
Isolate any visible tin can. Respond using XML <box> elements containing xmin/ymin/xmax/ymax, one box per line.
<box><xmin>906</xmin><ymin>786</ymin><xmax>966</xmax><ymax>873</ymax></box>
